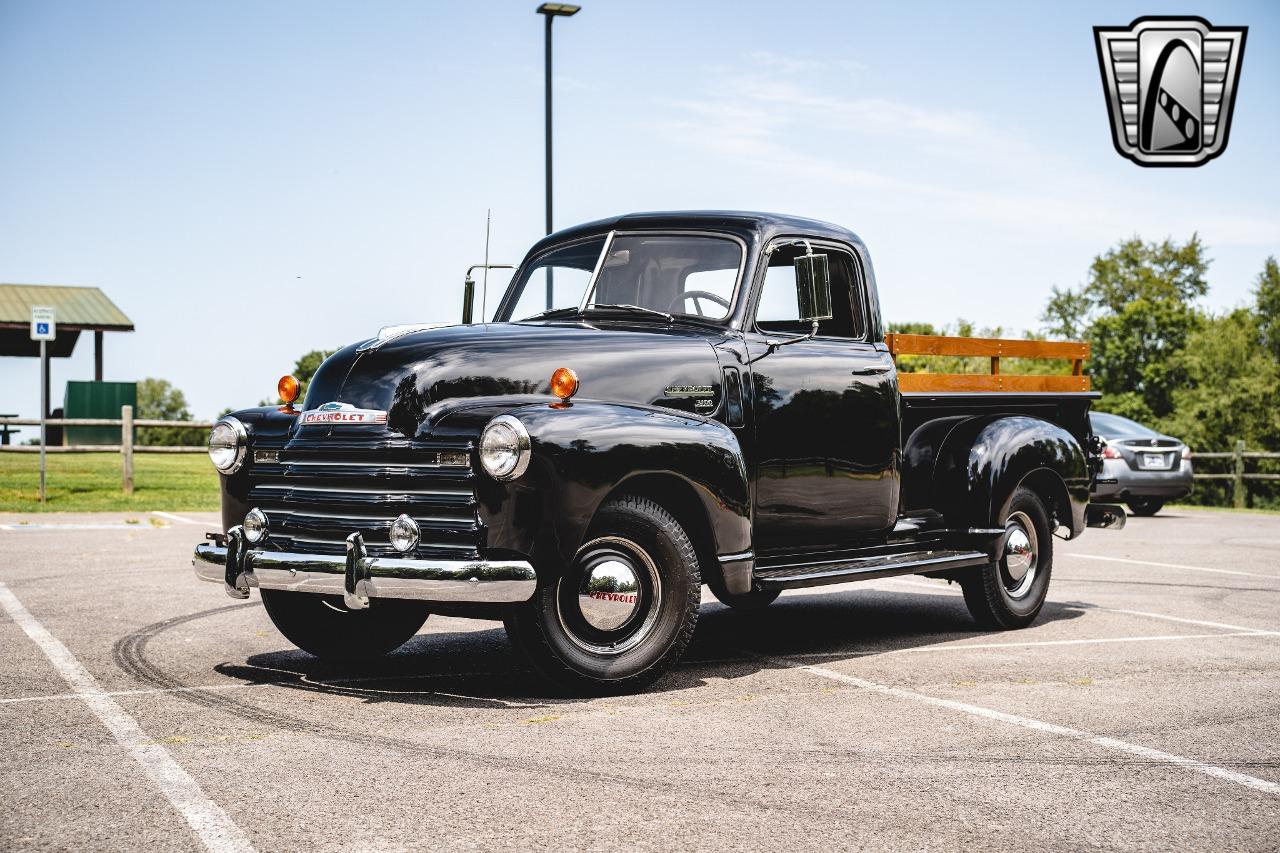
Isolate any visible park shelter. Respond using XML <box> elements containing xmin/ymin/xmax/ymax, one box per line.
<box><xmin>0</xmin><ymin>284</ymin><xmax>134</xmax><ymax>417</ymax></box>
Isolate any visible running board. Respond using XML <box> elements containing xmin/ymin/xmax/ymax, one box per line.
<box><xmin>754</xmin><ymin>549</ymin><xmax>991</xmax><ymax>591</ymax></box>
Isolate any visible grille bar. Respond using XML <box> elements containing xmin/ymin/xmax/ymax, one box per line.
<box><xmin>246</xmin><ymin>439</ymin><xmax>482</xmax><ymax>558</ymax></box>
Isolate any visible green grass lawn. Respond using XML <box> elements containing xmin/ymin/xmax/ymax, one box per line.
<box><xmin>0</xmin><ymin>452</ymin><xmax>219</xmax><ymax>512</ymax></box>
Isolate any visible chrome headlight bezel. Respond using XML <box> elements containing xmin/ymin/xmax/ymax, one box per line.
<box><xmin>478</xmin><ymin>414</ymin><xmax>531</xmax><ymax>481</ymax></box>
<box><xmin>208</xmin><ymin>417</ymin><xmax>248</xmax><ymax>474</ymax></box>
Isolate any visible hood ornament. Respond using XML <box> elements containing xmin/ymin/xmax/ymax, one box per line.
<box><xmin>356</xmin><ymin>323</ymin><xmax>451</xmax><ymax>353</ymax></box>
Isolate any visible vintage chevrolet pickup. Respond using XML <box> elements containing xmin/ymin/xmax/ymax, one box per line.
<box><xmin>194</xmin><ymin>211</ymin><xmax>1124</xmax><ymax>692</ymax></box>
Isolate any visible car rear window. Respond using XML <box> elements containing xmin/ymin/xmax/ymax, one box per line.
<box><xmin>1090</xmin><ymin>412</ymin><xmax>1160</xmax><ymax>438</ymax></box>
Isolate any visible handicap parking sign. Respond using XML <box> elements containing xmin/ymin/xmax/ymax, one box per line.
<box><xmin>30</xmin><ymin>306</ymin><xmax>56</xmax><ymax>341</ymax></box>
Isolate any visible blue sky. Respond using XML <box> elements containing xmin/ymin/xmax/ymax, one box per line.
<box><xmin>1</xmin><ymin>0</ymin><xmax>1277</xmax><ymax>420</ymax></box>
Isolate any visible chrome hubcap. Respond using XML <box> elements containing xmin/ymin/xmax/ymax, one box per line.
<box><xmin>1001</xmin><ymin>511</ymin><xmax>1039</xmax><ymax>599</ymax></box>
<box><xmin>578</xmin><ymin>559</ymin><xmax>641</xmax><ymax>631</ymax></box>
<box><xmin>557</xmin><ymin>536</ymin><xmax>661</xmax><ymax>656</ymax></box>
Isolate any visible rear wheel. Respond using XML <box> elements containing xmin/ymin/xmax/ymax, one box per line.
<box><xmin>260</xmin><ymin>589</ymin><xmax>430</xmax><ymax>660</ymax></box>
<box><xmin>960</xmin><ymin>486</ymin><xmax>1053</xmax><ymax>630</ymax></box>
<box><xmin>1126</xmin><ymin>498</ymin><xmax>1165</xmax><ymax>516</ymax></box>
<box><xmin>503</xmin><ymin>494</ymin><xmax>700</xmax><ymax>694</ymax></box>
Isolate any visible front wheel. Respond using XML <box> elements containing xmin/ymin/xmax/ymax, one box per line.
<box><xmin>960</xmin><ymin>486</ymin><xmax>1053</xmax><ymax>630</ymax></box>
<box><xmin>503</xmin><ymin>494</ymin><xmax>701</xmax><ymax>694</ymax></box>
<box><xmin>1126</xmin><ymin>498</ymin><xmax>1165</xmax><ymax>516</ymax></box>
<box><xmin>260</xmin><ymin>589</ymin><xmax>430</xmax><ymax>660</ymax></box>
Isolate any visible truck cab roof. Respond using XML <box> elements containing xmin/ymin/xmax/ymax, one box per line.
<box><xmin>526</xmin><ymin>210</ymin><xmax>868</xmax><ymax>258</ymax></box>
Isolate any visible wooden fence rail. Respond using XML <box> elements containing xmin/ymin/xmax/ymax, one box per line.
<box><xmin>1190</xmin><ymin>440</ymin><xmax>1280</xmax><ymax>508</ymax></box>
<box><xmin>0</xmin><ymin>406</ymin><xmax>213</xmax><ymax>498</ymax></box>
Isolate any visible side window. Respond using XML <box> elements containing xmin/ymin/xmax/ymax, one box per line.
<box><xmin>755</xmin><ymin>245</ymin><xmax>864</xmax><ymax>339</ymax></box>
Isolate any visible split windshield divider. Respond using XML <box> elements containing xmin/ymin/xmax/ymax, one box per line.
<box><xmin>577</xmin><ymin>229</ymin><xmax>617</xmax><ymax>314</ymax></box>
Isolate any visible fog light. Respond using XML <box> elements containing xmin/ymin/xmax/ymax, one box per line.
<box><xmin>389</xmin><ymin>514</ymin><xmax>419</xmax><ymax>553</ymax></box>
<box><xmin>243</xmin><ymin>507</ymin><xmax>269</xmax><ymax>543</ymax></box>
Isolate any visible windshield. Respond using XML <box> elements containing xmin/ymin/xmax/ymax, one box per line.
<box><xmin>499</xmin><ymin>233</ymin><xmax>742</xmax><ymax>322</ymax></box>
<box><xmin>1090</xmin><ymin>412</ymin><xmax>1160</xmax><ymax>438</ymax></box>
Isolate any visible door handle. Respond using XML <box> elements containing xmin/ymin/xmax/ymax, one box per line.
<box><xmin>851</xmin><ymin>365</ymin><xmax>890</xmax><ymax>376</ymax></box>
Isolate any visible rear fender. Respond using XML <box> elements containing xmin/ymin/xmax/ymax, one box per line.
<box><xmin>932</xmin><ymin>415</ymin><xmax>1089</xmax><ymax>537</ymax></box>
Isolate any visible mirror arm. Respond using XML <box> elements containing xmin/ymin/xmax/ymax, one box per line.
<box><xmin>749</xmin><ymin>319</ymin><xmax>819</xmax><ymax>364</ymax></box>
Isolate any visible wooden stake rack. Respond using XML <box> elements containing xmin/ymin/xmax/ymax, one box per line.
<box><xmin>883</xmin><ymin>334</ymin><xmax>1091</xmax><ymax>393</ymax></box>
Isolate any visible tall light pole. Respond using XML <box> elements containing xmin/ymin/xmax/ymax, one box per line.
<box><xmin>537</xmin><ymin>3</ymin><xmax>580</xmax><ymax>240</ymax></box>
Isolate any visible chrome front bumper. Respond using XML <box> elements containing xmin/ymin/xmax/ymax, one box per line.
<box><xmin>193</xmin><ymin>527</ymin><xmax>536</xmax><ymax>610</ymax></box>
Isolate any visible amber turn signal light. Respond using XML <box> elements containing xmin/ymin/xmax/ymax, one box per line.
<box><xmin>278</xmin><ymin>374</ymin><xmax>300</xmax><ymax>404</ymax></box>
<box><xmin>551</xmin><ymin>367</ymin><xmax>579</xmax><ymax>401</ymax></box>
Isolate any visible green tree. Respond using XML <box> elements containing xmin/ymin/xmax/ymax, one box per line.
<box><xmin>1042</xmin><ymin>235</ymin><xmax>1209</xmax><ymax>419</ymax></box>
<box><xmin>135</xmin><ymin>377</ymin><xmax>204</xmax><ymax>446</ymax></box>
<box><xmin>1254</xmin><ymin>256</ymin><xmax>1280</xmax><ymax>360</ymax></box>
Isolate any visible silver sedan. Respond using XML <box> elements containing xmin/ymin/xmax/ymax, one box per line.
<box><xmin>1090</xmin><ymin>412</ymin><xmax>1193</xmax><ymax>516</ymax></box>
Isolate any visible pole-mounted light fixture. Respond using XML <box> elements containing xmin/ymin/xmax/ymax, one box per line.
<box><xmin>536</xmin><ymin>3</ymin><xmax>581</xmax><ymax>310</ymax></box>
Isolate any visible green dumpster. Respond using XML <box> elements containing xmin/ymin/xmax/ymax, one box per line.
<box><xmin>63</xmin><ymin>381</ymin><xmax>137</xmax><ymax>446</ymax></box>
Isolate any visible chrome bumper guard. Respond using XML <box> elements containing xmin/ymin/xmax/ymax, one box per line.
<box><xmin>193</xmin><ymin>526</ymin><xmax>536</xmax><ymax>610</ymax></box>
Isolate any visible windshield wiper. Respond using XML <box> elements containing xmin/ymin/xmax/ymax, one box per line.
<box><xmin>585</xmin><ymin>303</ymin><xmax>674</xmax><ymax>322</ymax></box>
<box><xmin>521</xmin><ymin>306</ymin><xmax>583</xmax><ymax>320</ymax></box>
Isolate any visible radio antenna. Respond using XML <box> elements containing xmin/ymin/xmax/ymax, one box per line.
<box><xmin>482</xmin><ymin>209</ymin><xmax>491</xmax><ymax>323</ymax></box>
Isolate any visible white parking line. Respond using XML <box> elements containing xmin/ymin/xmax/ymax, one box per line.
<box><xmin>1106</xmin><ymin>608</ymin><xmax>1276</xmax><ymax>634</ymax></box>
<box><xmin>768</xmin><ymin>655</ymin><xmax>1280</xmax><ymax>796</ymax></box>
<box><xmin>0</xmin><ymin>582</ymin><xmax>256</xmax><ymax>853</ymax></box>
<box><xmin>776</xmin><ymin>630</ymin><xmax>1279</xmax><ymax>659</ymax></box>
<box><xmin>152</xmin><ymin>511</ymin><xmax>203</xmax><ymax>525</ymax></box>
<box><xmin>1064</xmin><ymin>553</ymin><xmax>1279</xmax><ymax>580</ymax></box>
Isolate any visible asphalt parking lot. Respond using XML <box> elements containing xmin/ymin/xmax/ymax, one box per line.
<box><xmin>1</xmin><ymin>508</ymin><xmax>1278</xmax><ymax>851</ymax></box>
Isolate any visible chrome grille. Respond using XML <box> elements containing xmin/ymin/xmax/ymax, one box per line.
<box><xmin>245</xmin><ymin>438</ymin><xmax>478</xmax><ymax>558</ymax></box>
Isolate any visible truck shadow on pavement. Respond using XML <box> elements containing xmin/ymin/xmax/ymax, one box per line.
<box><xmin>202</xmin><ymin>588</ymin><xmax>1086</xmax><ymax>708</ymax></box>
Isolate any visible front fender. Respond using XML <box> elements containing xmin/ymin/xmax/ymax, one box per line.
<box><xmin>434</xmin><ymin>400</ymin><xmax>752</xmax><ymax>575</ymax></box>
<box><xmin>933</xmin><ymin>415</ymin><xmax>1089</xmax><ymax>536</ymax></box>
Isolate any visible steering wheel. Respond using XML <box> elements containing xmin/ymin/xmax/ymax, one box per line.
<box><xmin>668</xmin><ymin>290</ymin><xmax>731</xmax><ymax>317</ymax></box>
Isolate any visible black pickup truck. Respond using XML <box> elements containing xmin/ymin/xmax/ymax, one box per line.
<box><xmin>195</xmin><ymin>211</ymin><xmax>1123</xmax><ymax>692</ymax></box>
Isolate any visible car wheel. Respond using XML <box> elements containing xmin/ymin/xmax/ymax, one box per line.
<box><xmin>260</xmin><ymin>589</ymin><xmax>430</xmax><ymax>660</ymax></box>
<box><xmin>1126</xmin><ymin>498</ymin><xmax>1165</xmax><ymax>516</ymax></box>
<box><xmin>960</xmin><ymin>486</ymin><xmax>1053</xmax><ymax>630</ymax></box>
<box><xmin>503</xmin><ymin>494</ymin><xmax>700</xmax><ymax>694</ymax></box>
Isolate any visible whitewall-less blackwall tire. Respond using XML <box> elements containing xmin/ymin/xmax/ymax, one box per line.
<box><xmin>503</xmin><ymin>494</ymin><xmax>701</xmax><ymax>694</ymax></box>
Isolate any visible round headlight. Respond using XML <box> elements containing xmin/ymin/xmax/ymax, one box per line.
<box><xmin>479</xmin><ymin>414</ymin><xmax>531</xmax><ymax>481</ymax></box>
<box><xmin>243</xmin><ymin>507</ymin><xmax>269</xmax><ymax>544</ymax></box>
<box><xmin>389</xmin><ymin>514</ymin><xmax>420</xmax><ymax>553</ymax></box>
<box><xmin>208</xmin><ymin>417</ymin><xmax>247</xmax><ymax>474</ymax></box>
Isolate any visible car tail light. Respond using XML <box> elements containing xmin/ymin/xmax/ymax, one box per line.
<box><xmin>1181</xmin><ymin>446</ymin><xmax>1192</xmax><ymax>460</ymax></box>
<box><xmin>1102</xmin><ymin>444</ymin><xmax>1123</xmax><ymax>459</ymax></box>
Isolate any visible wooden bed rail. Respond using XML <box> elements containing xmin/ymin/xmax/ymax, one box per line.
<box><xmin>883</xmin><ymin>333</ymin><xmax>1091</xmax><ymax>393</ymax></box>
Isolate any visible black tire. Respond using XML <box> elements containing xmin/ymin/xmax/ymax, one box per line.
<box><xmin>960</xmin><ymin>486</ymin><xmax>1053</xmax><ymax>630</ymax></box>
<box><xmin>1126</xmin><ymin>498</ymin><xmax>1165</xmax><ymax>517</ymax></box>
<box><xmin>260</xmin><ymin>589</ymin><xmax>430</xmax><ymax>661</ymax></box>
<box><xmin>503</xmin><ymin>494</ymin><xmax>700</xmax><ymax>694</ymax></box>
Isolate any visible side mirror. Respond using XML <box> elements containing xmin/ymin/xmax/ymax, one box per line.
<box><xmin>462</xmin><ymin>276</ymin><xmax>475</xmax><ymax>324</ymax></box>
<box><xmin>794</xmin><ymin>251</ymin><xmax>833</xmax><ymax>322</ymax></box>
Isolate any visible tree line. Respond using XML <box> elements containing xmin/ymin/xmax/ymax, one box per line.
<box><xmin>892</xmin><ymin>236</ymin><xmax>1280</xmax><ymax>508</ymax></box>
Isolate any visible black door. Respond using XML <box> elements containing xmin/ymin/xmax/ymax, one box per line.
<box><xmin>746</xmin><ymin>242</ymin><xmax>900</xmax><ymax>555</ymax></box>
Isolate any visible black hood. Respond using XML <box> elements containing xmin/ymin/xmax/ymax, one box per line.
<box><xmin>302</xmin><ymin>320</ymin><xmax>727</xmax><ymax>438</ymax></box>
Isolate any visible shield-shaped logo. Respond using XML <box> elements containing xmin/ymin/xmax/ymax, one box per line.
<box><xmin>1094</xmin><ymin>16</ymin><xmax>1247</xmax><ymax>167</ymax></box>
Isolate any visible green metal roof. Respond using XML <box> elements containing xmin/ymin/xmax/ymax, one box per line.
<box><xmin>0</xmin><ymin>284</ymin><xmax>133</xmax><ymax>331</ymax></box>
